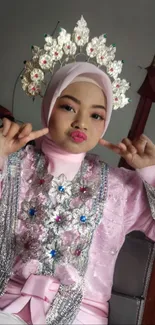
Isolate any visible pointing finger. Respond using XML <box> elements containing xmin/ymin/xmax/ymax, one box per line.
<box><xmin>21</xmin><ymin>128</ymin><xmax>49</xmax><ymax>143</ymax></box>
<box><xmin>99</xmin><ymin>139</ymin><xmax>118</xmax><ymax>151</ymax></box>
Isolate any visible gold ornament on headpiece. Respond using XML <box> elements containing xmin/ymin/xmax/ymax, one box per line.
<box><xmin>21</xmin><ymin>16</ymin><xmax>131</xmax><ymax>110</ymax></box>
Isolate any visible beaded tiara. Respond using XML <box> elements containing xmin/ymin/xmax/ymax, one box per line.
<box><xmin>21</xmin><ymin>16</ymin><xmax>130</xmax><ymax>110</ymax></box>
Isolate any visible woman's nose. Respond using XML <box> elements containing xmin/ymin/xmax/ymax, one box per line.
<box><xmin>71</xmin><ymin>114</ymin><xmax>88</xmax><ymax>131</ymax></box>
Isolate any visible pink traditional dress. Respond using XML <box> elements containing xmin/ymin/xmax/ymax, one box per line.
<box><xmin>0</xmin><ymin>142</ymin><xmax>155</xmax><ymax>325</ymax></box>
<box><xmin>0</xmin><ymin>59</ymin><xmax>155</xmax><ymax>324</ymax></box>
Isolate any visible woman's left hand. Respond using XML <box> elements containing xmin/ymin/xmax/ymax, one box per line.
<box><xmin>99</xmin><ymin>134</ymin><xmax>155</xmax><ymax>169</ymax></box>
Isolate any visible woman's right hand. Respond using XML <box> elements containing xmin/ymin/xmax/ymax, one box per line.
<box><xmin>0</xmin><ymin>118</ymin><xmax>49</xmax><ymax>157</ymax></box>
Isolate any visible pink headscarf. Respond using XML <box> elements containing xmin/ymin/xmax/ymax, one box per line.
<box><xmin>41</xmin><ymin>62</ymin><xmax>113</xmax><ymax>134</ymax></box>
<box><xmin>39</xmin><ymin>62</ymin><xmax>113</xmax><ymax>180</ymax></box>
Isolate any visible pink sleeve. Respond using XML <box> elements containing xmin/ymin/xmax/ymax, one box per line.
<box><xmin>136</xmin><ymin>165</ymin><xmax>155</xmax><ymax>186</ymax></box>
<box><xmin>122</xmin><ymin>166</ymin><xmax>155</xmax><ymax>241</ymax></box>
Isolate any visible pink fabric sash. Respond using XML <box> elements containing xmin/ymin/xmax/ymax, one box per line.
<box><xmin>4</xmin><ymin>275</ymin><xmax>60</xmax><ymax>325</ymax></box>
<box><xmin>3</xmin><ymin>275</ymin><xmax>108</xmax><ymax>325</ymax></box>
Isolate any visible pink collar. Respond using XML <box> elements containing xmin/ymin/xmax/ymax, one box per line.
<box><xmin>41</xmin><ymin>137</ymin><xmax>85</xmax><ymax>180</ymax></box>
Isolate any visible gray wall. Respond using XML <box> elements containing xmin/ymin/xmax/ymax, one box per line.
<box><xmin>0</xmin><ymin>0</ymin><xmax>155</xmax><ymax>166</ymax></box>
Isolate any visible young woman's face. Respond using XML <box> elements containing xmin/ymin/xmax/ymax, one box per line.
<box><xmin>49</xmin><ymin>81</ymin><xmax>107</xmax><ymax>153</ymax></box>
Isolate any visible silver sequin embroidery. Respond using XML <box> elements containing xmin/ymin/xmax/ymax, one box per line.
<box><xmin>0</xmin><ymin>146</ymin><xmax>109</xmax><ymax>324</ymax></box>
<box><xmin>144</xmin><ymin>181</ymin><xmax>155</xmax><ymax>220</ymax></box>
<box><xmin>0</xmin><ymin>151</ymin><xmax>21</xmax><ymax>295</ymax></box>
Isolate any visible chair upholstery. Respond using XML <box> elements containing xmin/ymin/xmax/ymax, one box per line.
<box><xmin>109</xmin><ymin>294</ymin><xmax>142</xmax><ymax>325</ymax></box>
<box><xmin>108</xmin><ymin>231</ymin><xmax>155</xmax><ymax>324</ymax></box>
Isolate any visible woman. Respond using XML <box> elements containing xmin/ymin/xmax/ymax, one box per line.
<box><xmin>0</xmin><ymin>61</ymin><xmax>155</xmax><ymax>324</ymax></box>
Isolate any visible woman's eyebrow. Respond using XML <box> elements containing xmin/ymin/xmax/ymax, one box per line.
<box><xmin>60</xmin><ymin>95</ymin><xmax>81</xmax><ymax>104</ymax></box>
<box><xmin>91</xmin><ymin>105</ymin><xmax>106</xmax><ymax>110</ymax></box>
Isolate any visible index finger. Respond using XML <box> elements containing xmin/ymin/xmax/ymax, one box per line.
<box><xmin>23</xmin><ymin>127</ymin><xmax>49</xmax><ymax>142</ymax></box>
<box><xmin>99</xmin><ymin>139</ymin><xmax>119</xmax><ymax>151</ymax></box>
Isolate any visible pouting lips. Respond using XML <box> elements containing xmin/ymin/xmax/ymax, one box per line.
<box><xmin>70</xmin><ymin>131</ymin><xmax>87</xmax><ymax>140</ymax></box>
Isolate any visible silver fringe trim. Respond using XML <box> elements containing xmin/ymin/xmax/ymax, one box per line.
<box><xmin>144</xmin><ymin>181</ymin><xmax>155</xmax><ymax>220</ymax></box>
<box><xmin>0</xmin><ymin>151</ymin><xmax>21</xmax><ymax>295</ymax></box>
<box><xmin>46</xmin><ymin>282</ymin><xmax>83</xmax><ymax>325</ymax></box>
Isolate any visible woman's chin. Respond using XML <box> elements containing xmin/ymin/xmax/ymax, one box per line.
<box><xmin>59</xmin><ymin>142</ymin><xmax>88</xmax><ymax>154</ymax></box>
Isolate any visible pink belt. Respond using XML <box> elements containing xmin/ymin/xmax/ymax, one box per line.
<box><xmin>3</xmin><ymin>275</ymin><xmax>108</xmax><ymax>324</ymax></box>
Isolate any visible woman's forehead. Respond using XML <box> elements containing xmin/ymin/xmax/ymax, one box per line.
<box><xmin>61</xmin><ymin>81</ymin><xmax>103</xmax><ymax>94</ymax></box>
<box><xmin>59</xmin><ymin>82</ymin><xmax>107</xmax><ymax>106</ymax></box>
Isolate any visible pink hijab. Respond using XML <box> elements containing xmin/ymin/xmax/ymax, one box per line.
<box><xmin>41</xmin><ymin>62</ymin><xmax>113</xmax><ymax>133</ymax></box>
<box><xmin>40</xmin><ymin>62</ymin><xmax>113</xmax><ymax>179</ymax></box>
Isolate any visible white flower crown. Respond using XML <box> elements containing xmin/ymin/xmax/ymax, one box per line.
<box><xmin>21</xmin><ymin>16</ymin><xmax>131</xmax><ymax>110</ymax></box>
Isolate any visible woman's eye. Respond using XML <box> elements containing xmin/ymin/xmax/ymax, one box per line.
<box><xmin>92</xmin><ymin>113</ymin><xmax>104</xmax><ymax>120</ymax></box>
<box><xmin>60</xmin><ymin>105</ymin><xmax>75</xmax><ymax>112</ymax></box>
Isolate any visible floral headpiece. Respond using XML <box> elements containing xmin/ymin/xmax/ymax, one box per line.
<box><xmin>21</xmin><ymin>16</ymin><xmax>130</xmax><ymax>110</ymax></box>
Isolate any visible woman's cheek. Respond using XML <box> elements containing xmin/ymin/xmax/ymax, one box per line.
<box><xmin>93</xmin><ymin>120</ymin><xmax>105</xmax><ymax>134</ymax></box>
